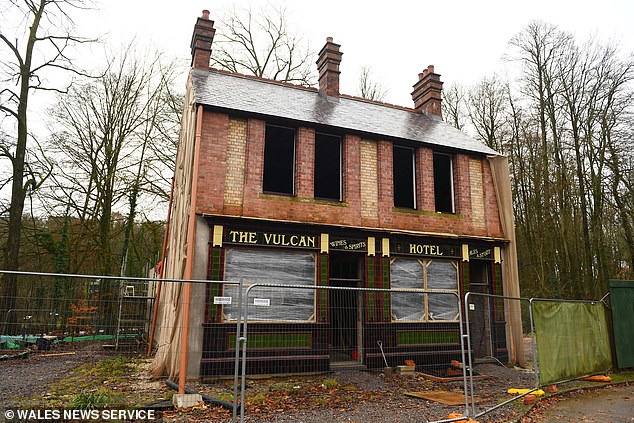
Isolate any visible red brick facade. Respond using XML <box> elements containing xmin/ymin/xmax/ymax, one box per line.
<box><xmin>194</xmin><ymin>109</ymin><xmax>504</xmax><ymax>239</ymax></box>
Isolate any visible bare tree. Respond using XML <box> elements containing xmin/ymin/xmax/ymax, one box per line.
<box><xmin>119</xmin><ymin>58</ymin><xmax>181</xmax><ymax>278</ymax></box>
<box><xmin>504</xmin><ymin>21</ymin><xmax>634</xmax><ymax>298</ymax></box>
<box><xmin>143</xmin><ymin>83</ymin><xmax>182</xmax><ymax>202</ymax></box>
<box><xmin>466</xmin><ymin>75</ymin><xmax>508</xmax><ymax>151</ymax></box>
<box><xmin>210</xmin><ymin>4</ymin><xmax>314</xmax><ymax>85</ymax></box>
<box><xmin>0</xmin><ymin>0</ymin><xmax>92</xmax><ymax>333</ymax></box>
<box><xmin>508</xmin><ymin>21</ymin><xmax>577</xmax><ymax>296</ymax></box>
<box><xmin>442</xmin><ymin>83</ymin><xmax>468</xmax><ymax>131</ymax></box>
<box><xmin>45</xmin><ymin>46</ymin><xmax>178</xmax><ymax>275</ymax></box>
<box><xmin>41</xmin><ymin>45</ymin><xmax>180</xmax><ymax>323</ymax></box>
<box><xmin>358</xmin><ymin>65</ymin><xmax>388</xmax><ymax>101</ymax></box>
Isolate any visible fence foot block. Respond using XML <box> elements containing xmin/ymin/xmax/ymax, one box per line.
<box><xmin>172</xmin><ymin>393</ymin><xmax>203</xmax><ymax>409</ymax></box>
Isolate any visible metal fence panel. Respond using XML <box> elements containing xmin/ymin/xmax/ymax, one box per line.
<box><xmin>0</xmin><ymin>270</ymin><xmax>239</xmax><ymax>417</ymax></box>
<box><xmin>235</xmin><ymin>283</ymin><xmax>468</xmax><ymax>423</ymax></box>
<box><xmin>463</xmin><ymin>292</ymin><xmax>537</xmax><ymax>419</ymax></box>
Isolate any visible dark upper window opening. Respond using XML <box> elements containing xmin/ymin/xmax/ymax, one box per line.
<box><xmin>433</xmin><ymin>152</ymin><xmax>454</xmax><ymax>213</ymax></box>
<box><xmin>263</xmin><ymin>125</ymin><xmax>295</xmax><ymax>195</ymax></box>
<box><xmin>314</xmin><ymin>133</ymin><xmax>342</xmax><ymax>201</ymax></box>
<box><xmin>393</xmin><ymin>145</ymin><xmax>416</xmax><ymax>209</ymax></box>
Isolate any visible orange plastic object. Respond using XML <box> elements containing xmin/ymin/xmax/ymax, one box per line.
<box><xmin>446</xmin><ymin>413</ymin><xmax>479</xmax><ymax>422</ymax></box>
<box><xmin>523</xmin><ymin>394</ymin><xmax>537</xmax><ymax>405</ymax></box>
<box><xmin>582</xmin><ymin>375</ymin><xmax>612</xmax><ymax>382</ymax></box>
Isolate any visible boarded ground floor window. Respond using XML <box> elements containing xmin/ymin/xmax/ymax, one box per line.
<box><xmin>390</xmin><ymin>257</ymin><xmax>459</xmax><ymax>322</ymax></box>
<box><xmin>222</xmin><ymin>248</ymin><xmax>316</xmax><ymax>322</ymax></box>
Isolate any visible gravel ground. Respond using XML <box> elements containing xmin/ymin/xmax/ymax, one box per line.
<box><xmin>0</xmin><ymin>341</ymin><xmax>114</xmax><ymax>410</ymax></box>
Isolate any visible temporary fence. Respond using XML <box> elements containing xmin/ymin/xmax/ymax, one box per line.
<box><xmin>0</xmin><ymin>270</ymin><xmax>155</xmax><ymax>352</ymax></box>
<box><xmin>529</xmin><ymin>296</ymin><xmax>612</xmax><ymax>386</ymax></box>
<box><xmin>463</xmin><ymin>292</ymin><xmax>537</xmax><ymax>419</ymax></box>
<box><xmin>0</xmin><ymin>268</ymin><xmax>622</xmax><ymax>423</ymax></box>
<box><xmin>462</xmin><ymin>292</ymin><xmax>615</xmax><ymax>420</ymax></box>
<box><xmin>609</xmin><ymin>280</ymin><xmax>634</xmax><ymax>369</ymax></box>
<box><xmin>232</xmin><ymin>282</ymin><xmax>468</xmax><ymax>423</ymax></box>
<box><xmin>1</xmin><ymin>269</ymin><xmax>472</xmax><ymax>421</ymax></box>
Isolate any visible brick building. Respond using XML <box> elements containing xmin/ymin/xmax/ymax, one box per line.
<box><xmin>151</xmin><ymin>11</ymin><xmax>522</xmax><ymax>379</ymax></box>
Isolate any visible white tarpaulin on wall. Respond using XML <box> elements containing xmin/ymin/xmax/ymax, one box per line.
<box><xmin>150</xmin><ymin>79</ymin><xmax>198</xmax><ymax>379</ymax></box>
<box><xmin>488</xmin><ymin>155</ymin><xmax>525</xmax><ymax>366</ymax></box>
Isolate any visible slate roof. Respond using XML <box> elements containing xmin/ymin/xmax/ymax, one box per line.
<box><xmin>191</xmin><ymin>69</ymin><xmax>499</xmax><ymax>156</ymax></box>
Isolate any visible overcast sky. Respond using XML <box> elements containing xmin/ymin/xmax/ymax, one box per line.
<box><xmin>81</xmin><ymin>0</ymin><xmax>634</xmax><ymax>107</ymax></box>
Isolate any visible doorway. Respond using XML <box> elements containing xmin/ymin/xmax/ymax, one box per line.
<box><xmin>469</xmin><ymin>261</ymin><xmax>493</xmax><ymax>359</ymax></box>
<box><xmin>328</xmin><ymin>253</ymin><xmax>362</xmax><ymax>363</ymax></box>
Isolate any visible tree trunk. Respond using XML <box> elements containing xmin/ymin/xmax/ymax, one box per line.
<box><xmin>1</xmin><ymin>1</ymin><xmax>45</xmax><ymax>335</ymax></box>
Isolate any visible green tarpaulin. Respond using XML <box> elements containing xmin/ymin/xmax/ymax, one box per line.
<box><xmin>0</xmin><ymin>334</ymin><xmax>137</xmax><ymax>349</ymax></box>
<box><xmin>533</xmin><ymin>301</ymin><xmax>612</xmax><ymax>385</ymax></box>
<box><xmin>609</xmin><ymin>280</ymin><xmax>634</xmax><ymax>369</ymax></box>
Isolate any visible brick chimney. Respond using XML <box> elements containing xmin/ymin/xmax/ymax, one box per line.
<box><xmin>190</xmin><ymin>10</ymin><xmax>216</xmax><ymax>69</ymax></box>
<box><xmin>411</xmin><ymin>65</ymin><xmax>443</xmax><ymax>117</ymax></box>
<box><xmin>316</xmin><ymin>37</ymin><xmax>343</xmax><ymax>97</ymax></box>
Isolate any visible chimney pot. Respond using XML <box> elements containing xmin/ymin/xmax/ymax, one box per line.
<box><xmin>202</xmin><ymin>10</ymin><xmax>210</xmax><ymax>19</ymax></box>
<box><xmin>411</xmin><ymin>65</ymin><xmax>443</xmax><ymax>118</ymax></box>
<box><xmin>327</xmin><ymin>37</ymin><xmax>333</xmax><ymax>42</ymax></box>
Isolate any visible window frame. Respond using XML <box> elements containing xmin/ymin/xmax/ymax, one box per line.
<box><xmin>389</xmin><ymin>257</ymin><xmax>459</xmax><ymax>323</ymax></box>
<box><xmin>313</xmin><ymin>132</ymin><xmax>342</xmax><ymax>201</ymax></box>
<box><xmin>433</xmin><ymin>152</ymin><xmax>455</xmax><ymax>213</ymax></box>
<box><xmin>262</xmin><ymin>124</ymin><xmax>296</xmax><ymax>196</ymax></box>
<box><xmin>393</xmin><ymin>145</ymin><xmax>417</xmax><ymax>209</ymax></box>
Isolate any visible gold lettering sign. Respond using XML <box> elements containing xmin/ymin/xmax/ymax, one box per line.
<box><xmin>391</xmin><ymin>240</ymin><xmax>460</xmax><ymax>258</ymax></box>
<box><xmin>229</xmin><ymin>230</ymin><xmax>258</xmax><ymax>244</ymax></box>
<box><xmin>226</xmin><ymin>230</ymin><xmax>317</xmax><ymax>249</ymax></box>
<box><xmin>263</xmin><ymin>233</ymin><xmax>316</xmax><ymax>247</ymax></box>
<box><xmin>408</xmin><ymin>243</ymin><xmax>444</xmax><ymax>256</ymax></box>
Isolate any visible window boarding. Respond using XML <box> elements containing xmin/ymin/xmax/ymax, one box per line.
<box><xmin>390</xmin><ymin>257</ymin><xmax>459</xmax><ymax>322</ymax></box>
<box><xmin>222</xmin><ymin>248</ymin><xmax>316</xmax><ymax>322</ymax></box>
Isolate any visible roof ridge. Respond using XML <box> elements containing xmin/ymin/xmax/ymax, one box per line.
<box><xmin>203</xmin><ymin>67</ymin><xmax>319</xmax><ymax>93</ymax></box>
<box><xmin>339</xmin><ymin>93</ymin><xmax>416</xmax><ymax>113</ymax></box>
<box><xmin>197</xmin><ymin>67</ymin><xmax>419</xmax><ymax>114</ymax></box>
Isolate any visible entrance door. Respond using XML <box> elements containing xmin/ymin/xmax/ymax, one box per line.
<box><xmin>469</xmin><ymin>261</ymin><xmax>493</xmax><ymax>359</ymax></box>
<box><xmin>329</xmin><ymin>253</ymin><xmax>362</xmax><ymax>363</ymax></box>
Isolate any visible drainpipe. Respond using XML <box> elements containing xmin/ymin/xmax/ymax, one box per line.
<box><xmin>178</xmin><ymin>104</ymin><xmax>204</xmax><ymax>394</ymax></box>
<box><xmin>147</xmin><ymin>176</ymin><xmax>175</xmax><ymax>356</ymax></box>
